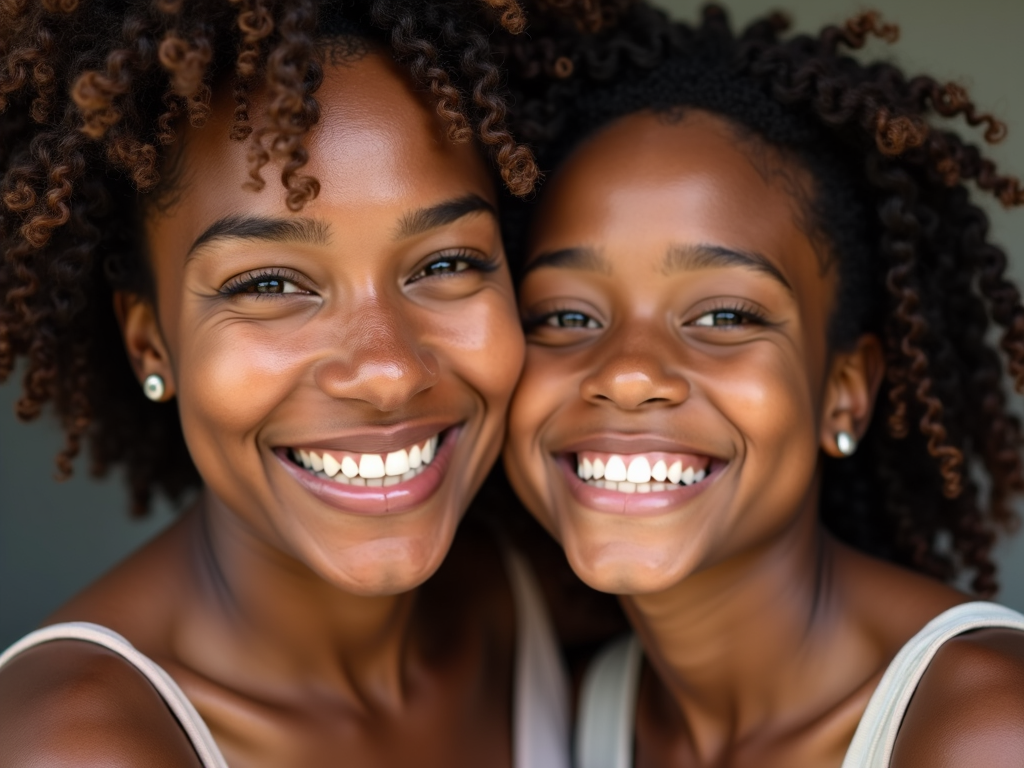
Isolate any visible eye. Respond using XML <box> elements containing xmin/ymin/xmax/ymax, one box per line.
<box><xmin>221</xmin><ymin>270</ymin><xmax>311</xmax><ymax>297</ymax></box>
<box><xmin>407</xmin><ymin>250</ymin><xmax>498</xmax><ymax>283</ymax></box>
<box><xmin>542</xmin><ymin>310</ymin><xmax>601</xmax><ymax>329</ymax></box>
<box><xmin>688</xmin><ymin>303</ymin><xmax>767</xmax><ymax>328</ymax></box>
<box><xmin>692</xmin><ymin>309</ymin><xmax>748</xmax><ymax>327</ymax></box>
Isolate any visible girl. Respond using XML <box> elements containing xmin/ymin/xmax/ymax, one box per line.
<box><xmin>0</xmin><ymin>1</ymin><xmax>599</xmax><ymax>765</ymax></box>
<box><xmin>504</xmin><ymin>4</ymin><xmax>1024</xmax><ymax>766</ymax></box>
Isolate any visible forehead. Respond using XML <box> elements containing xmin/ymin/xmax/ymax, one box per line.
<box><xmin>147</xmin><ymin>52</ymin><xmax>493</xmax><ymax>254</ymax></box>
<box><xmin>529</xmin><ymin>110</ymin><xmax>814</xmax><ymax>270</ymax></box>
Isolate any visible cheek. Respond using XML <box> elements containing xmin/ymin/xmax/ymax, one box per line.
<box><xmin>177</xmin><ymin>321</ymin><xmax>305</xmax><ymax>448</ymax></box>
<box><xmin>700</xmin><ymin>342</ymin><xmax>818</xmax><ymax>443</ymax></box>
<box><xmin>508</xmin><ymin>347</ymin><xmax>562</xmax><ymax>448</ymax></box>
<box><xmin>426</xmin><ymin>291</ymin><xmax>525</xmax><ymax>407</ymax></box>
<box><xmin>701</xmin><ymin>343</ymin><xmax>822</xmax><ymax>528</ymax></box>
<box><xmin>504</xmin><ymin>346</ymin><xmax>576</xmax><ymax>517</ymax></box>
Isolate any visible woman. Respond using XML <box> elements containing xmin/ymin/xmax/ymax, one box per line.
<box><xmin>0</xmin><ymin>1</ymin><xmax>597</xmax><ymax>765</ymax></box>
<box><xmin>503</xmin><ymin>4</ymin><xmax>1024</xmax><ymax>766</ymax></box>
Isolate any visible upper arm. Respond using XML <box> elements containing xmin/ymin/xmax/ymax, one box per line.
<box><xmin>891</xmin><ymin>628</ymin><xmax>1024</xmax><ymax>768</ymax></box>
<box><xmin>0</xmin><ymin>640</ymin><xmax>204</xmax><ymax>768</ymax></box>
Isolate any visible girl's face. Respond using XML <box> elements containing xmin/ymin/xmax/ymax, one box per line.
<box><xmin>505</xmin><ymin>110</ymin><xmax>868</xmax><ymax>595</ymax></box>
<box><xmin>131</xmin><ymin>53</ymin><xmax>524</xmax><ymax>595</ymax></box>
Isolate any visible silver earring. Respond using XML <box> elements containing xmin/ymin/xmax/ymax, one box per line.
<box><xmin>836</xmin><ymin>431</ymin><xmax>857</xmax><ymax>457</ymax></box>
<box><xmin>143</xmin><ymin>374</ymin><xmax>166</xmax><ymax>402</ymax></box>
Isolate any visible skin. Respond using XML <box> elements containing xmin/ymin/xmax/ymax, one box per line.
<box><xmin>504</xmin><ymin>110</ymin><xmax>1024</xmax><ymax>767</ymax></box>
<box><xmin>0</xmin><ymin>52</ymin><xmax>528</xmax><ymax>767</ymax></box>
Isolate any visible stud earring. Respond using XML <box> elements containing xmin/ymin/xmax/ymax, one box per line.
<box><xmin>836</xmin><ymin>431</ymin><xmax>857</xmax><ymax>457</ymax></box>
<box><xmin>143</xmin><ymin>373</ymin><xmax>166</xmax><ymax>402</ymax></box>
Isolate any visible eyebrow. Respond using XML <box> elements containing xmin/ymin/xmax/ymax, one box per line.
<box><xmin>520</xmin><ymin>246</ymin><xmax>612</xmax><ymax>278</ymax></box>
<box><xmin>187</xmin><ymin>215</ymin><xmax>330</xmax><ymax>258</ymax></box>
<box><xmin>664</xmin><ymin>243</ymin><xmax>792</xmax><ymax>292</ymax></box>
<box><xmin>395</xmin><ymin>193</ymin><xmax>496</xmax><ymax>239</ymax></box>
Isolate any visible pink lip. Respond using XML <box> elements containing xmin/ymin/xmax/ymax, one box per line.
<box><xmin>276</xmin><ymin>427</ymin><xmax>460</xmax><ymax>516</ymax></box>
<box><xmin>286</xmin><ymin>421</ymin><xmax>450</xmax><ymax>454</ymax></box>
<box><xmin>557</xmin><ymin>454</ymin><xmax>717</xmax><ymax>516</ymax></box>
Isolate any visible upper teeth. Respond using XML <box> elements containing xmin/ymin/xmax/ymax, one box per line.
<box><xmin>577</xmin><ymin>452</ymin><xmax>707</xmax><ymax>488</ymax></box>
<box><xmin>294</xmin><ymin>435</ymin><xmax>439</xmax><ymax>485</ymax></box>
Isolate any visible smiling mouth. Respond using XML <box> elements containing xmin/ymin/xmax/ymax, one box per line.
<box><xmin>289</xmin><ymin>433</ymin><xmax>441</xmax><ymax>487</ymax></box>
<box><xmin>573</xmin><ymin>451</ymin><xmax>711</xmax><ymax>494</ymax></box>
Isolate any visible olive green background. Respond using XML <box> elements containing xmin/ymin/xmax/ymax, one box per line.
<box><xmin>2</xmin><ymin>0</ymin><xmax>1023</xmax><ymax>648</ymax></box>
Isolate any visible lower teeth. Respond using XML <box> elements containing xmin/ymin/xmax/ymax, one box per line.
<box><xmin>582</xmin><ymin>475</ymin><xmax>705</xmax><ymax>494</ymax></box>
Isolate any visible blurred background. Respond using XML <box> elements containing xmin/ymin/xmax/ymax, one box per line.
<box><xmin>2</xmin><ymin>0</ymin><xmax>1024</xmax><ymax>648</ymax></box>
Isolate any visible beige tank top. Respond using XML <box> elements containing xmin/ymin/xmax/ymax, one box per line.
<box><xmin>574</xmin><ymin>601</ymin><xmax>1024</xmax><ymax>768</ymax></box>
<box><xmin>0</xmin><ymin>549</ymin><xmax>570</xmax><ymax>768</ymax></box>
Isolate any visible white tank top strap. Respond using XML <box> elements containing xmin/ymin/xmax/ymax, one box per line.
<box><xmin>575</xmin><ymin>602</ymin><xmax>1024</xmax><ymax>768</ymax></box>
<box><xmin>841</xmin><ymin>600</ymin><xmax>1024</xmax><ymax>768</ymax></box>
<box><xmin>502</xmin><ymin>548</ymin><xmax>573</xmax><ymax>768</ymax></box>
<box><xmin>0</xmin><ymin>621</ymin><xmax>229</xmax><ymax>768</ymax></box>
<box><xmin>0</xmin><ymin>550</ymin><xmax>570</xmax><ymax>768</ymax></box>
<box><xmin>574</xmin><ymin>633</ymin><xmax>642</xmax><ymax>768</ymax></box>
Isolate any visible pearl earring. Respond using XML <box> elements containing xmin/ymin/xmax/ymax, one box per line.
<box><xmin>836</xmin><ymin>431</ymin><xmax>857</xmax><ymax>457</ymax></box>
<box><xmin>143</xmin><ymin>374</ymin><xmax>166</xmax><ymax>402</ymax></box>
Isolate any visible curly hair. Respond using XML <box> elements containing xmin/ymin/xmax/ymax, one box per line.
<box><xmin>0</xmin><ymin>0</ymin><xmax>629</xmax><ymax>517</ymax></box>
<box><xmin>503</xmin><ymin>3</ymin><xmax>1024</xmax><ymax>596</ymax></box>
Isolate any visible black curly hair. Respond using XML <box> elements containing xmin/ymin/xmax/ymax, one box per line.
<box><xmin>503</xmin><ymin>2</ymin><xmax>1024</xmax><ymax>596</ymax></box>
<box><xmin>0</xmin><ymin>0</ymin><xmax>640</xmax><ymax>516</ymax></box>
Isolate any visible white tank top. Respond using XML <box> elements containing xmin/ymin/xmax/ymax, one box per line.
<box><xmin>574</xmin><ymin>601</ymin><xmax>1024</xmax><ymax>768</ymax></box>
<box><xmin>0</xmin><ymin>549</ymin><xmax>570</xmax><ymax>768</ymax></box>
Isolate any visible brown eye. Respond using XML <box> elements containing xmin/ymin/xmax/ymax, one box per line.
<box><xmin>544</xmin><ymin>311</ymin><xmax>601</xmax><ymax>329</ymax></box>
<box><xmin>693</xmin><ymin>310</ymin><xmax>747</xmax><ymax>327</ymax></box>
<box><xmin>243</xmin><ymin>278</ymin><xmax>300</xmax><ymax>294</ymax></box>
<box><xmin>221</xmin><ymin>270</ymin><xmax>310</xmax><ymax>297</ymax></box>
<box><xmin>407</xmin><ymin>250</ymin><xmax>498</xmax><ymax>283</ymax></box>
<box><xmin>421</xmin><ymin>259</ymin><xmax>470</xmax><ymax>278</ymax></box>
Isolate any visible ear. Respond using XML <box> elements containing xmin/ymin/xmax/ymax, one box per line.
<box><xmin>113</xmin><ymin>291</ymin><xmax>176</xmax><ymax>401</ymax></box>
<box><xmin>820</xmin><ymin>333</ymin><xmax>884</xmax><ymax>458</ymax></box>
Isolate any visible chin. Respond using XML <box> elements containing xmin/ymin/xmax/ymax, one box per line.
<box><xmin>308</xmin><ymin>528</ymin><xmax>454</xmax><ymax>597</ymax></box>
<box><xmin>563</xmin><ymin>535</ymin><xmax>699</xmax><ymax>596</ymax></box>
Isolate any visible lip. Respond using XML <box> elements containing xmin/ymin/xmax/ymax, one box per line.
<box><xmin>556</xmin><ymin>453</ymin><xmax>720</xmax><ymax>516</ymax></box>
<box><xmin>276</xmin><ymin>426</ymin><xmax>461</xmax><ymax>516</ymax></box>
<box><xmin>282</xmin><ymin>420</ymin><xmax>452</xmax><ymax>455</ymax></box>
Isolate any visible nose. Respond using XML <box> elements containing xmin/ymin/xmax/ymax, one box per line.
<box><xmin>579</xmin><ymin>330</ymin><xmax>690</xmax><ymax>410</ymax></box>
<box><xmin>315</xmin><ymin>300</ymin><xmax>439</xmax><ymax>412</ymax></box>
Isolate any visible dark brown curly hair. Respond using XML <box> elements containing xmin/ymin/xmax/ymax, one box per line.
<box><xmin>0</xmin><ymin>0</ymin><xmax>634</xmax><ymax>516</ymax></box>
<box><xmin>502</xmin><ymin>3</ymin><xmax>1024</xmax><ymax>596</ymax></box>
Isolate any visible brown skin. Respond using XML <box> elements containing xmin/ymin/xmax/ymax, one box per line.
<box><xmin>504</xmin><ymin>110</ymin><xmax>1024</xmax><ymax>767</ymax></box>
<box><xmin>0</xmin><ymin>53</ymin><xmax>526</xmax><ymax>767</ymax></box>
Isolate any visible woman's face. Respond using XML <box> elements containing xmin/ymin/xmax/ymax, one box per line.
<box><xmin>136</xmin><ymin>53</ymin><xmax>524</xmax><ymax>595</ymax></box>
<box><xmin>504</xmin><ymin>110</ymin><xmax>845</xmax><ymax>595</ymax></box>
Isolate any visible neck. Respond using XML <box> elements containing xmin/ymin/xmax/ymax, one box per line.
<box><xmin>189</xmin><ymin>491</ymin><xmax>420</xmax><ymax>706</ymax></box>
<box><xmin>625</xmin><ymin>499</ymin><xmax>853</xmax><ymax>756</ymax></box>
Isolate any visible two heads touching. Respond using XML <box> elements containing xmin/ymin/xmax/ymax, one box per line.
<box><xmin>3</xmin><ymin>0</ymin><xmax>1024</xmax><ymax>766</ymax></box>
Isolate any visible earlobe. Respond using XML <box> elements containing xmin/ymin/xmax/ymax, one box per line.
<box><xmin>114</xmin><ymin>291</ymin><xmax>176</xmax><ymax>402</ymax></box>
<box><xmin>820</xmin><ymin>334</ymin><xmax>885</xmax><ymax>458</ymax></box>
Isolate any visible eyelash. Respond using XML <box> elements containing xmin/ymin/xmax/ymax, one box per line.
<box><xmin>688</xmin><ymin>301</ymin><xmax>768</xmax><ymax>328</ymax></box>
<box><xmin>522</xmin><ymin>307</ymin><xmax>602</xmax><ymax>332</ymax></box>
<box><xmin>219</xmin><ymin>249</ymin><xmax>497</xmax><ymax>297</ymax></box>
<box><xmin>219</xmin><ymin>269</ymin><xmax>308</xmax><ymax>298</ymax></box>
<box><xmin>522</xmin><ymin>301</ymin><xmax>768</xmax><ymax>333</ymax></box>
<box><xmin>406</xmin><ymin>249</ymin><xmax>499</xmax><ymax>283</ymax></box>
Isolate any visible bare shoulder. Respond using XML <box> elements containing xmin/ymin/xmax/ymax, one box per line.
<box><xmin>891</xmin><ymin>626</ymin><xmax>1024</xmax><ymax>768</ymax></box>
<box><xmin>0</xmin><ymin>639</ymin><xmax>203</xmax><ymax>768</ymax></box>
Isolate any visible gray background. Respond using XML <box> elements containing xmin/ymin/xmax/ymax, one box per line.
<box><xmin>2</xmin><ymin>0</ymin><xmax>1023</xmax><ymax>648</ymax></box>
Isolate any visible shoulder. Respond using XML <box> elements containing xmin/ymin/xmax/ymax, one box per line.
<box><xmin>891</xmin><ymin>623</ymin><xmax>1024</xmax><ymax>768</ymax></box>
<box><xmin>0</xmin><ymin>637</ymin><xmax>203</xmax><ymax>768</ymax></box>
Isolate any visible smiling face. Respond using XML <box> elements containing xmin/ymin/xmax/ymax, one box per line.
<box><xmin>130</xmin><ymin>52</ymin><xmax>524</xmax><ymax>595</ymax></box>
<box><xmin>504</xmin><ymin>110</ymin><xmax>856</xmax><ymax>594</ymax></box>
